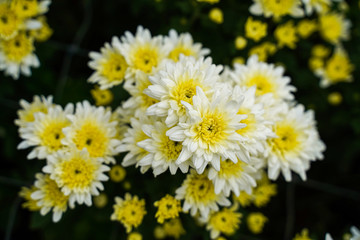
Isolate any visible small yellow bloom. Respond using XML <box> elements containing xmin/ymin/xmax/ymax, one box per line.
<box><xmin>154</xmin><ymin>226</ymin><xmax>166</xmax><ymax>239</ymax></box>
<box><xmin>247</xmin><ymin>212</ymin><xmax>268</xmax><ymax>234</ymax></box>
<box><xmin>293</xmin><ymin>228</ymin><xmax>312</xmax><ymax>240</ymax></box>
<box><xmin>128</xmin><ymin>232</ymin><xmax>142</xmax><ymax>240</ymax></box>
<box><xmin>319</xmin><ymin>12</ymin><xmax>350</xmax><ymax>44</ymax></box>
<box><xmin>109</xmin><ymin>165</ymin><xmax>126</xmax><ymax>182</ymax></box>
<box><xmin>163</xmin><ymin>218</ymin><xmax>185</xmax><ymax>239</ymax></box>
<box><xmin>234</xmin><ymin>36</ymin><xmax>247</xmax><ymax>50</ymax></box>
<box><xmin>197</xmin><ymin>0</ymin><xmax>220</xmax><ymax>3</ymax></box>
<box><xmin>297</xmin><ymin>19</ymin><xmax>317</xmax><ymax>38</ymax></box>
<box><xmin>309</xmin><ymin>57</ymin><xmax>324</xmax><ymax>72</ymax></box>
<box><xmin>123</xmin><ymin>181</ymin><xmax>131</xmax><ymax>190</ymax></box>
<box><xmin>91</xmin><ymin>86</ymin><xmax>114</xmax><ymax>106</ymax></box>
<box><xmin>245</xmin><ymin>17</ymin><xmax>267</xmax><ymax>42</ymax></box>
<box><xmin>274</xmin><ymin>21</ymin><xmax>298</xmax><ymax>49</ymax></box>
<box><xmin>209</xmin><ymin>8</ymin><xmax>223</xmax><ymax>24</ymax></box>
<box><xmin>94</xmin><ymin>193</ymin><xmax>108</xmax><ymax>208</ymax></box>
<box><xmin>19</xmin><ymin>186</ymin><xmax>41</xmax><ymax>211</ymax></box>
<box><xmin>232</xmin><ymin>56</ymin><xmax>245</xmax><ymax>66</ymax></box>
<box><xmin>311</xmin><ymin>45</ymin><xmax>330</xmax><ymax>58</ymax></box>
<box><xmin>327</xmin><ymin>92</ymin><xmax>342</xmax><ymax>106</ymax></box>
<box><xmin>154</xmin><ymin>195</ymin><xmax>182</xmax><ymax>224</ymax></box>
<box><xmin>249</xmin><ymin>42</ymin><xmax>277</xmax><ymax>62</ymax></box>
<box><xmin>30</xmin><ymin>16</ymin><xmax>53</xmax><ymax>42</ymax></box>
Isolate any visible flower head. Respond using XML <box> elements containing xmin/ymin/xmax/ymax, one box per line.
<box><xmin>154</xmin><ymin>194</ymin><xmax>182</xmax><ymax>223</ymax></box>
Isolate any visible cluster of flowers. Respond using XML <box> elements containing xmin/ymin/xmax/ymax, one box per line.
<box><xmin>199</xmin><ymin>0</ymin><xmax>354</xmax><ymax>88</ymax></box>
<box><xmin>18</xmin><ymin>25</ymin><xmax>325</xmax><ymax>239</ymax></box>
<box><xmin>0</xmin><ymin>0</ymin><xmax>52</xmax><ymax>79</ymax></box>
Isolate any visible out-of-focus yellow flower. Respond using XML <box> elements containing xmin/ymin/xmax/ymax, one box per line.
<box><xmin>232</xmin><ymin>56</ymin><xmax>245</xmax><ymax>65</ymax></box>
<box><xmin>123</xmin><ymin>181</ymin><xmax>131</xmax><ymax>190</ymax></box>
<box><xmin>311</xmin><ymin>45</ymin><xmax>330</xmax><ymax>58</ymax></box>
<box><xmin>274</xmin><ymin>21</ymin><xmax>298</xmax><ymax>49</ymax></box>
<box><xmin>19</xmin><ymin>186</ymin><xmax>41</xmax><ymax>211</ymax></box>
<box><xmin>109</xmin><ymin>165</ymin><xmax>126</xmax><ymax>182</ymax></box>
<box><xmin>94</xmin><ymin>193</ymin><xmax>108</xmax><ymax>208</ymax></box>
<box><xmin>235</xmin><ymin>36</ymin><xmax>247</xmax><ymax>50</ymax></box>
<box><xmin>91</xmin><ymin>86</ymin><xmax>114</xmax><ymax>106</ymax></box>
<box><xmin>293</xmin><ymin>228</ymin><xmax>312</xmax><ymax>240</ymax></box>
<box><xmin>154</xmin><ymin>226</ymin><xmax>166</xmax><ymax>239</ymax></box>
<box><xmin>128</xmin><ymin>232</ymin><xmax>142</xmax><ymax>240</ymax></box>
<box><xmin>209</xmin><ymin>8</ymin><xmax>223</xmax><ymax>24</ymax></box>
<box><xmin>245</xmin><ymin>17</ymin><xmax>267</xmax><ymax>42</ymax></box>
<box><xmin>249</xmin><ymin>42</ymin><xmax>277</xmax><ymax>62</ymax></box>
<box><xmin>197</xmin><ymin>0</ymin><xmax>220</xmax><ymax>3</ymax></box>
<box><xmin>328</xmin><ymin>92</ymin><xmax>343</xmax><ymax>106</ymax></box>
<box><xmin>163</xmin><ymin>218</ymin><xmax>185</xmax><ymax>239</ymax></box>
<box><xmin>319</xmin><ymin>12</ymin><xmax>350</xmax><ymax>44</ymax></box>
<box><xmin>309</xmin><ymin>57</ymin><xmax>324</xmax><ymax>71</ymax></box>
<box><xmin>247</xmin><ymin>212</ymin><xmax>268</xmax><ymax>234</ymax></box>
<box><xmin>154</xmin><ymin>195</ymin><xmax>181</xmax><ymax>224</ymax></box>
<box><xmin>30</xmin><ymin>16</ymin><xmax>53</xmax><ymax>42</ymax></box>
<box><xmin>297</xmin><ymin>19</ymin><xmax>317</xmax><ymax>38</ymax></box>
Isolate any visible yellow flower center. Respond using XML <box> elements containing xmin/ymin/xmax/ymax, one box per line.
<box><xmin>59</xmin><ymin>156</ymin><xmax>97</xmax><ymax>190</ymax></box>
<box><xmin>195</xmin><ymin>113</ymin><xmax>227</xmax><ymax>145</ymax></box>
<box><xmin>11</xmin><ymin>0</ymin><xmax>39</xmax><ymax>18</ymax></box>
<box><xmin>109</xmin><ymin>165</ymin><xmax>126</xmax><ymax>182</ymax></box>
<box><xmin>39</xmin><ymin>120</ymin><xmax>69</xmax><ymax>151</ymax></box>
<box><xmin>42</xmin><ymin>175</ymin><xmax>69</xmax><ymax>210</ymax></box>
<box><xmin>218</xmin><ymin>159</ymin><xmax>244</xmax><ymax>178</ymax></box>
<box><xmin>2</xmin><ymin>32</ymin><xmax>34</xmax><ymax>63</ymax></box>
<box><xmin>270</xmin><ymin>122</ymin><xmax>301</xmax><ymax>157</ymax></box>
<box><xmin>168</xmin><ymin>45</ymin><xmax>193</xmax><ymax>62</ymax></box>
<box><xmin>171</xmin><ymin>78</ymin><xmax>200</xmax><ymax>107</ymax></box>
<box><xmin>236</xmin><ymin>108</ymin><xmax>255</xmax><ymax>135</ymax></box>
<box><xmin>262</xmin><ymin>0</ymin><xmax>296</xmax><ymax>18</ymax></box>
<box><xmin>246</xmin><ymin>73</ymin><xmax>275</xmax><ymax>96</ymax></box>
<box><xmin>100</xmin><ymin>52</ymin><xmax>128</xmax><ymax>82</ymax></box>
<box><xmin>133</xmin><ymin>46</ymin><xmax>159</xmax><ymax>73</ymax></box>
<box><xmin>160</xmin><ymin>136</ymin><xmax>182</xmax><ymax>162</ymax></box>
<box><xmin>186</xmin><ymin>174</ymin><xmax>216</xmax><ymax>203</ymax></box>
<box><xmin>73</xmin><ymin>121</ymin><xmax>109</xmax><ymax>158</ymax></box>
<box><xmin>209</xmin><ymin>208</ymin><xmax>241</xmax><ymax>235</ymax></box>
<box><xmin>0</xmin><ymin>4</ymin><xmax>20</xmax><ymax>39</ymax></box>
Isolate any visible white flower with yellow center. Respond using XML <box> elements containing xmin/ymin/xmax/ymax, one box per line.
<box><xmin>167</xmin><ymin>86</ymin><xmax>249</xmax><ymax>174</ymax></box>
<box><xmin>319</xmin><ymin>12</ymin><xmax>351</xmax><ymax>44</ymax></box>
<box><xmin>145</xmin><ymin>55</ymin><xmax>223</xmax><ymax>127</ymax></box>
<box><xmin>43</xmin><ymin>149</ymin><xmax>110</xmax><ymax>207</ymax></box>
<box><xmin>17</xmin><ymin>104</ymin><xmax>73</xmax><ymax>159</ymax></box>
<box><xmin>249</xmin><ymin>0</ymin><xmax>304</xmax><ymax>20</ymax></box>
<box><xmin>231</xmin><ymin>55</ymin><xmax>296</xmax><ymax>101</ymax></box>
<box><xmin>265</xmin><ymin>104</ymin><xmax>325</xmax><ymax>181</ymax></box>
<box><xmin>116</xmin><ymin>115</ymin><xmax>153</xmax><ymax>173</ymax></box>
<box><xmin>31</xmin><ymin>173</ymin><xmax>69</xmax><ymax>222</ymax></box>
<box><xmin>115</xmin><ymin>25</ymin><xmax>171</xmax><ymax>78</ymax></box>
<box><xmin>122</xmin><ymin>71</ymin><xmax>159</xmax><ymax>117</ymax></box>
<box><xmin>302</xmin><ymin>0</ymin><xmax>332</xmax><ymax>15</ymax></box>
<box><xmin>88</xmin><ymin>37</ymin><xmax>128</xmax><ymax>89</ymax></box>
<box><xmin>175</xmin><ymin>169</ymin><xmax>230</xmax><ymax>218</ymax></box>
<box><xmin>165</xmin><ymin>29</ymin><xmax>210</xmax><ymax>62</ymax></box>
<box><xmin>0</xmin><ymin>32</ymin><xmax>39</xmax><ymax>79</ymax></box>
<box><xmin>208</xmin><ymin>157</ymin><xmax>261</xmax><ymax>197</ymax></box>
<box><xmin>62</xmin><ymin>101</ymin><xmax>121</xmax><ymax>164</ymax></box>
<box><xmin>15</xmin><ymin>95</ymin><xmax>53</xmax><ymax>128</ymax></box>
<box><xmin>11</xmin><ymin>0</ymin><xmax>51</xmax><ymax>19</ymax></box>
<box><xmin>137</xmin><ymin>120</ymin><xmax>190</xmax><ymax>176</ymax></box>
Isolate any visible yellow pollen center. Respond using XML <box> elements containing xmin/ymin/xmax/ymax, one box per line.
<box><xmin>246</xmin><ymin>74</ymin><xmax>275</xmax><ymax>96</ymax></box>
<box><xmin>161</xmin><ymin>137</ymin><xmax>182</xmax><ymax>162</ymax></box>
<box><xmin>270</xmin><ymin>123</ymin><xmax>301</xmax><ymax>156</ymax></box>
<box><xmin>133</xmin><ymin>47</ymin><xmax>159</xmax><ymax>73</ymax></box>
<box><xmin>168</xmin><ymin>45</ymin><xmax>193</xmax><ymax>62</ymax></box>
<box><xmin>186</xmin><ymin>174</ymin><xmax>216</xmax><ymax>203</ymax></box>
<box><xmin>218</xmin><ymin>159</ymin><xmax>244</xmax><ymax>178</ymax></box>
<box><xmin>73</xmin><ymin>121</ymin><xmax>109</xmax><ymax>157</ymax></box>
<box><xmin>100</xmin><ymin>52</ymin><xmax>128</xmax><ymax>82</ymax></box>
<box><xmin>209</xmin><ymin>209</ymin><xmax>241</xmax><ymax>235</ymax></box>
<box><xmin>0</xmin><ymin>4</ymin><xmax>20</xmax><ymax>39</ymax></box>
<box><xmin>171</xmin><ymin>79</ymin><xmax>200</xmax><ymax>110</ymax></box>
<box><xmin>39</xmin><ymin>120</ymin><xmax>68</xmax><ymax>151</ymax></box>
<box><xmin>2</xmin><ymin>33</ymin><xmax>34</xmax><ymax>62</ymax></box>
<box><xmin>236</xmin><ymin>108</ymin><xmax>255</xmax><ymax>135</ymax></box>
<box><xmin>11</xmin><ymin>0</ymin><xmax>39</xmax><ymax>18</ymax></box>
<box><xmin>195</xmin><ymin>113</ymin><xmax>226</xmax><ymax>145</ymax></box>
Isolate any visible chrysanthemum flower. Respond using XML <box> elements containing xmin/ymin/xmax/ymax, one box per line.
<box><xmin>274</xmin><ymin>21</ymin><xmax>298</xmax><ymax>49</ymax></box>
<box><xmin>162</xmin><ymin>218</ymin><xmax>186</xmax><ymax>239</ymax></box>
<box><xmin>109</xmin><ymin>165</ymin><xmax>126</xmax><ymax>182</ymax></box>
<box><xmin>115</xmin><ymin>26</ymin><xmax>171</xmax><ymax>78</ymax></box>
<box><xmin>29</xmin><ymin>16</ymin><xmax>53</xmax><ymax>42</ymax></box>
<box><xmin>0</xmin><ymin>32</ymin><xmax>39</xmax><ymax>79</ymax></box>
<box><xmin>137</xmin><ymin>120</ymin><xmax>190</xmax><ymax>176</ymax></box>
<box><xmin>302</xmin><ymin>0</ymin><xmax>332</xmax><ymax>15</ymax></box>
<box><xmin>265</xmin><ymin>104</ymin><xmax>325</xmax><ymax>181</ymax></box>
<box><xmin>15</xmin><ymin>95</ymin><xmax>53</xmax><ymax>128</ymax></box>
<box><xmin>111</xmin><ymin>193</ymin><xmax>147</xmax><ymax>233</ymax></box>
<box><xmin>0</xmin><ymin>2</ymin><xmax>22</xmax><ymax>40</ymax></box>
<box><xmin>145</xmin><ymin>55</ymin><xmax>222</xmax><ymax>127</ymax></box>
<box><xmin>31</xmin><ymin>173</ymin><xmax>69</xmax><ymax>222</ymax></box>
<box><xmin>165</xmin><ymin>29</ymin><xmax>210</xmax><ymax>62</ymax></box>
<box><xmin>208</xmin><ymin>8</ymin><xmax>223</xmax><ymax>24</ymax></box>
<box><xmin>154</xmin><ymin>194</ymin><xmax>182</xmax><ymax>223</ymax></box>
<box><xmin>297</xmin><ymin>19</ymin><xmax>317</xmax><ymax>39</ymax></box>
<box><xmin>88</xmin><ymin>37</ymin><xmax>128</xmax><ymax>89</ymax></box>
<box><xmin>43</xmin><ymin>149</ymin><xmax>110</xmax><ymax>207</ymax></box>
<box><xmin>90</xmin><ymin>86</ymin><xmax>113</xmax><ymax>106</ymax></box>
<box><xmin>62</xmin><ymin>101</ymin><xmax>121</xmax><ymax>164</ymax></box>
<box><xmin>319</xmin><ymin>12</ymin><xmax>351</xmax><ymax>44</ymax></box>
<box><xmin>249</xmin><ymin>0</ymin><xmax>304</xmax><ymax>20</ymax></box>
<box><xmin>17</xmin><ymin>104</ymin><xmax>73</xmax><ymax>159</ymax></box>
<box><xmin>175</xmin><ymin>169</ymin><xmax>230</xmax><ymax>218</ymax></box>
<box><xmin>19</xmin><ymin>185</ymin><xmax>41</xmax><ymax>211</ymax></box>
<box><xmin>231</xmin><ymin>55</ymin><xmax>296</xmax><ymax>101</ymax></box>
<box><xmin>247</xmin><ymin>212</ymin><xmax>267</xmax><ymax>234</ymax></box>
<box><xmin>11</xmin><ymin>0</ymin><xmax>51</xmax><ymax>19</ymax></box>
<box><xmin>245</xmin><ymin>17</ymin><xmax>267</xmax><ymax>42</ymax></box>
<box><xmin>167</xmin><ymin>86</ymin><xmax>249</xmax><ymax>173</ymax></box>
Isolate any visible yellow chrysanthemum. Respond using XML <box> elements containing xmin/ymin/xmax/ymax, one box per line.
<box><xmin>109</xmin><ymin>165</ymin><xmax>126</xmax><ymax>182</ymax></box>
<box><xmin>206</xmin><ymin>206</ymin><xmax>242</xmax><ymax>239</ymax></box>
<box><xmin>209</xmin><ymin>8</ymin><xmax>223</xmax><ymax>24</ymax></box>
<box><xmin>128</xmin><ymin>232</ymin><xmax>143</xmax><ymax>240</ymax></box>
<box><xmin>297</xmin><ymin>19</ymin><xmax>317</xmax><ymax>39</ymax></box>
<box><xmin>327</xmin><ymin>92</ymin><xmax>342</xmax><ymax>106</ymax></box>
<box><xmin>19</xmin><ymin>186</ymin><xmax>41</xmax><ymax>211</ymax></box>
<box><xmin>311</xmin><ymin>45</ymin><xmax>330</xmax><ymax>58</ymax></box>
<box><xmin>111</xmin><ymin>193</ymin><xmax>147</xmax><ymax>233</ymax></box>
<box><xmin>293</xmin><ymin>229</ymin><xmax>312</xmax><ymax>240</ymax></box>
<box><xmin>319</xmin><ymin>12</ymin><xmax>350</xmax><ymax>44</ymax></box>
<box><xmin>163</xmin><ymin>218</ymin><xmax>186</xmax><ymax>239</ymax></box>
<box><xmin>91</xmin><ymin>86</ymin><xmax>114</xmax><ymax>106</ymax></box>
<box><xmin>1</xmin><ymin>32</ymin><xmax>34</xmax><ymax>63</ymax></box>
<box><xmin>234</xmin><ymin>36</ymin><xmax>247</xmax><ymax>50</ymax></box>
<box><xmin>274</xmin><ymin>21</ymin><xmax>298</xmax><ymax>49</ymax></box>
<box><xmin>0</xmin><ymin>3</ymin><xmax>21</xmax><ymax>40</ymax></box>
<box><xmin>245</xmin><ymin>17</ymin><xmax>267</xmax><ymax>42</ymax></box>
<box><xmin>154</xmin><ymin>194</ymin><xmax>182</xmax><ymax>223</ymax></box>
<box><xmin>247</xmin><ymin>212</ymin><xmax>268</xmax><ymax>234</ymax></box>
<box><xmin>30</xmin><ymin>16</ymin><xmax>53</xmax><ymax>42</ymax></box>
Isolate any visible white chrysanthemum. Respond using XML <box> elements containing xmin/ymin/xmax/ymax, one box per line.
<box><xmin>165</xmin><ymin>29</ymin><xmax>210</xmax><ymax>62</ymax></box>
<box><xmin>61</xmin><ymin>101</ymin><xmax>121</xmax><ymax>164</ymax></box>
<box><xmin>301</xmin><ymin>0</ymin><xmax>332</xmax><ymax>15</ymax></box>
<box><xmin>249</xmin><ymin>0</ymin><xmax>304</xmax><ymax>20</ymax></box>
<box><xmin>167</xmin><ymin>86</ymin><xmax>250</xmax><ymax>174</ymax></box>
<box><xmin>88</xmin><ymin>37</ymin><xmax>128</xmax><ymax>89</ymax></box>
<box><xmin>231</xmin><ymin>55</ymin><xmax>296</xmax><ymax>101</ymax></box>
<box><xmin>265</xmin><ymin>103</ymin><xmax>325</xmax><ymax>181</ymax></box>
<box><xmin>31</xmin><ymin>173</ymin><xmax>69</xmax><ymax>222</ymax></box>
<box><xmin>122</xmin><ymin>71</ymin><xmax>159</xmax><ymax>117</ymax></box>
<box><xmin>208</xmin><ymin>156</ymin><xmax>262</xmax><ymax>197</ymax></box>
<box><xmin>17</xmin><ymin>104</ymin><xmax>73</xmax><ymax>159</ymax></box>
<box><xmin>175</xmin><ymin>169</ymin><xmax>230</xmax><ymax>218</ymax></box>
<box><xmin>114</xmin><ymin>25</ymin><xmax>171</xmax><ymax>78</ymax></box>
<box><xmin>137</xmin><ymin>119</ymin><xmax>190</xmax><ymax>176</ymax></box>
<box><xmin>15</xmin><ymin>95</ymin><xmax>53</xmax><ymax>128</ymax></box>
<box><xmin>145</xmin><ymin>55</ymin><xmax>223</xmax><ymax>127</ymax></box>
<box><xmin>230</xmin><ymin>86</ymin><xmax>276</xmax><ymax>155</ymax></box>
<box><xmin>116</xmin><ymin>115</ymin><xmax>153</xmax><ymax>173</ymax></box>
<box><xmin>0</xmin><ymin>32</ymin><xmax>39</xmax><ymax>79</ymax></box>
<box><xmin>43</xmin><ymin>149</ymin><xmax>110</xmax><ymax>208</ymax></box>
